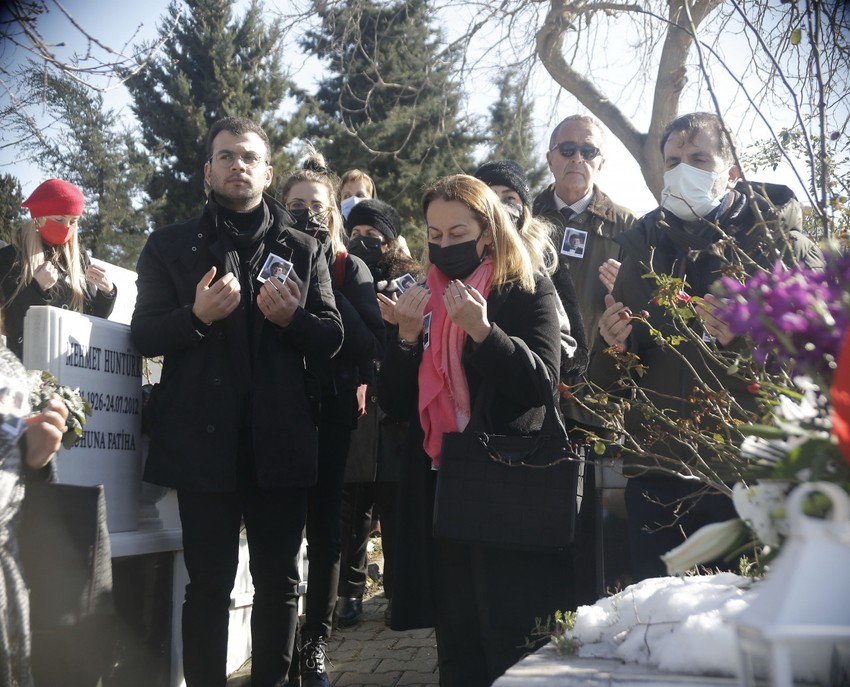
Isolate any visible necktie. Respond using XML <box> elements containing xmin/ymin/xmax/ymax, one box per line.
<box><xmin>560</xmin><ymin>206</ymin><xmax>574</xmax><ymax>223</ymax></box>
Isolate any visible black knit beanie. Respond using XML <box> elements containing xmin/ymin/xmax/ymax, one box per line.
<box><xmin>346</xmin><ymin>198</ymin><xmax>402</xmax><ymax>240</ymax></box>
<box><xmin>473</xmin><ymin>159</ymin><xmax>532</xmax><ymax>210</ymax></box>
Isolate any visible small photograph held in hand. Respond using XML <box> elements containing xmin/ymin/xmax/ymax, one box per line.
<box><xmin>422</xmin><ymin>311</ymin><xmax>432</xmax><ymax>351</ymax></box>
<box><xmin>396</xmin><ymin>273</ymin><xmax>417</xmax><ymax>293</ymax></box>
<box><xmin>258</xmin><ymin>254</ymin><xmax>293</xmax><ymax>284</ymax></box>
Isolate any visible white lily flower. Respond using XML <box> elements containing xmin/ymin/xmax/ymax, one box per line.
<box><xmin>661</xmin><ymin>519</ymin><xmax>748</xmax><ymax>576</ymax></box>
<box><xmin>731</xmin><ymin>481</ymin><xmax>791</xmax><ymax>547</ymax></box>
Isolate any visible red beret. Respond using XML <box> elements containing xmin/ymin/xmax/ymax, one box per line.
<box><xmin>21</xmin><ymin>178</ymin><xmax>85</xmax><ymax>218</ymax></box>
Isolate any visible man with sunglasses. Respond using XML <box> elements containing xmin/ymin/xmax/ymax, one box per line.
<box><xmin>533</xmin><ymin>115</ymin><xmax>636</xmax><ymax>607</ymax></box>
<box><xmin>534</xmin><ymin>115</ymin><xmax>636</xmax><ymax>355</ymax></box>
<box><xmin>131</xmin><ymin>116</ymin><xmax>343</xmax><ymax>687</ymax></box>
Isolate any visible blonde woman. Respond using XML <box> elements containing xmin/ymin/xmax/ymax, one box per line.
<box><xmin>377</xmin><ymin>175</ymin><xmax>573</xmax><ymax>686</ymax></box>
<box><xmin>0</xmin><ymin>179</ymin><xmax>115</xmax><ymax>359</ymax></box>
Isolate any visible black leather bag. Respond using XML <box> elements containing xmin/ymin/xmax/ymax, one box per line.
<box><xmin>432</xmin><ymin>351</ymin><xmax>579</xmax><ymax>551</ymax></box>
<box><xmin>18</xmin><ymin>481</ymin><xmax>115</xmax><ymax>686</ymax></box>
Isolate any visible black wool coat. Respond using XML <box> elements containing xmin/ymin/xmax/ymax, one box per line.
<box><xmin>131</xmin><ymin>195</ymin><xmax>343</xmax><ymax>492</ymax></box>
<box><xmin>377</xmin><ymin>271</ymin><xmax>563</xmax><ymax>630</ymax></box>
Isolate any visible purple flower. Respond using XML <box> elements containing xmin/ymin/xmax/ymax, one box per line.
<box><xmin>714</xmin><ymin>251</ymin><xmax>850</xmax><ymax>379</ymax></box>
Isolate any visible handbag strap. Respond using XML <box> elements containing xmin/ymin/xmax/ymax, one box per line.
<box><xmin>525</xmin><ymin>347</ymin><xmax>569</xmax><ymax>440</ymax></box>
<box><xmin>476</xmin><ymin>345</ymin><xmax>577</xmax><ymax>468</ymax></box>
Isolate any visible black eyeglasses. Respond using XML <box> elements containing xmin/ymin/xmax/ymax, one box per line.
<box><xmin>551</xmin><ymin>142</ymin><xmax>601</xmax><ymax>160</ymax></box>
<box><xmin>209</xmin><ymin>151</ymin><xmax>267</xmax><ymax>168</ymax></box>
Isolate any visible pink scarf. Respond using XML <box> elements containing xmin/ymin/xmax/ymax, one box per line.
<box><xmin>418</xmin><ymin>258</ymin><xmax>493</xmax><ymax>466</ymax></box>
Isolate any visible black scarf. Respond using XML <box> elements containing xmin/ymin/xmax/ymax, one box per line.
<box><xmin>217</xmin><ymin>203</ymin><xmax>270</xmax><ymax>284</ymax></box>
<box><xmin>654</xmin><ymin>191</ymin><xmax>752</xmax><ymax>295</ymax></box>
<box><xmin>210</xmin><ymin>196</ymin><xmax>272</xmax><ymax>399</ymax></box>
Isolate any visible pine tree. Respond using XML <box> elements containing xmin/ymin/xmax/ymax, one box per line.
<box><xmin>300</xmin><ymin>0</ymin><xmax>480</xmax><ymax>258</ymax></box>
<box><xmin>16</xmin><ymin>70</ymin><xmax>151</xmax><ymax>268</ymax></box>
<box><xmin>0</xmin><ymin>175</ymin><xmax>26</xmax><ymax>246</ymax></box>
<box><xmin>127</xmin><ymin>0</ymin><xmax>293</xmax><ymax>228</ymax></box>
<box><xmin>485</xmin><ymin>68</ymin><xmax>549</xmax><ymax>196</ymax></box>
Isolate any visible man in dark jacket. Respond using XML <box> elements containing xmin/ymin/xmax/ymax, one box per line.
<box><xmin>534</xmin><ymin>115</ymin><xmax>636</xmax><ymax>604</ymax></box>
<box><xmin>593</xmin><ymin>111</ymin><xmax>824</xmax><ymax>582</ymax></box>
<box><xmin>131</xmin><ymin>117</ymin><xmax>343</xmax><ymax>687</ymax></box>
<box><xmin>533</xmin><ymin>115</ymin><xmax>636</xmax><ymax>363</ymax></box>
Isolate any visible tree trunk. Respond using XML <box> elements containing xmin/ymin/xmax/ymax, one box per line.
<box><xmin>536</xmin><ymin>0</ymin><xmax>723</xmax><ymax>201</ymax></box>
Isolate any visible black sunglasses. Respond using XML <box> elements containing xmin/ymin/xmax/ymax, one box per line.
<box><xmin>552</xmin><ymin>142</ymin><xmax>601</xmax><ymax>160</ymax></box>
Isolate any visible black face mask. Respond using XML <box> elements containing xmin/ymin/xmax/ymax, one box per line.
<box><xmin>503</xmin><ymin>201</ymin><xmax>523</xmax><ymax>232</ymax></box>
<box><xmin>290</xmin><ymin>208</ymin><xmax>330</xmax><ymax>242</ymax></box>
<box><xmin>428</xmin><ymin>238</ymin><xmax>484</xmax><ymax>280</ymax></box>
<box><xmin>347</xmin><ymin>235</ymin><xmax>384</xmax><ymax>266</ymax></box>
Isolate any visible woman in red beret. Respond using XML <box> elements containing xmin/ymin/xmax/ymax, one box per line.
<box><xmin>0</xmin><ymin>179</ymin><xmax>116</xmax><ymax>359</ymax></box>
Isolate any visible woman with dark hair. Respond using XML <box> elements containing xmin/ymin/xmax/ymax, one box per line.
<box><xmin>277</xmin><ymin>148</ymin><xmax>385</xmax><ymax>687</ymax></box>
<box><xmin>378</xmin><ymin>175</ymin><xmax>574</xmax><ymax>686</ymax></box>
<box><xmin>336</xmin><ymin>198</ymin><xmax>422</xmax><ymax>628</ymax></box>
<box><xmin>473</xmin><ymin>159</ymin><xmax>587</xmax><ymax>378</ymax></box>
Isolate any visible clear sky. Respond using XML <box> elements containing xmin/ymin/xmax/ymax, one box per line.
<box><xmin>1</xmin><ymin>0</ymin><xmax>816</xmax><ymax>218</ymax></box>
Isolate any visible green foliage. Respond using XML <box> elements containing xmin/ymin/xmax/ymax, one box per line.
<box><xmin>483</xmin><ymin>67</ymin><xmax>549</xmax><ymax>195</ymax></box>
<box><xmin>299</xmin><ymin>0</ymin><xmax>481</xmax><ymax>260</ymax></box>
<box><xmin>16</xmin><ymin>69</ymin><xmax>152</xmax><ymax>269</ymax></box>
<box><xmin>741</xmin><ymin>126</ymin><xmax>850</xmax><ymax>241</ymax></box>
<box><xmin>27</xmin><ymin>370</ymin><xmax>92</xmax><ymax>450</ymax></box>
<box><xmin>0</xmin><ymin>174</ymin><xmax>26</xmax><ymax>245</ymax></box>
<box><xmin>525</xmin><ymin>610</ymin><xmax>577</xmax><ymax>656</ymax></box>
<box><xmin>127</xmin><ymin>0</ymin><xmax>295</xmax><ymax>228</ymax></box>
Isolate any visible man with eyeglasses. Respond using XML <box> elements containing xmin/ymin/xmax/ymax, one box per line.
<box><xmin>131</xmin><ymin>116</ymin><xmax>343</xmax><ymax>687</ymax></box>
<box><xmin>533</xmin><ymin>115</ymin><xmax>637</xmax><ymax>608</ymax></box>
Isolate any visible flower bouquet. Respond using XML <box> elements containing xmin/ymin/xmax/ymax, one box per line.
<box><xmin>27</xmin><ymin>370</ymin><xmax>92</xmax><ymax>450</ymax></box>
<box><xmin>662</xmin><ymin>249</ymin><xmax>850</xmax><ymax>573</ymax></box>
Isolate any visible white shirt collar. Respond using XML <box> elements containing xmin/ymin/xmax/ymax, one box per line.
<box><xmin>554</xmin><ymin>188</ymin><xmax>594</xmax><ymax>217</ymax></box>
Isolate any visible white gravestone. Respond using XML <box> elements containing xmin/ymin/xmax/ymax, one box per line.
<box><xmin>23</xmin><ymin>305</ymin><xmax>143</xmax><ymax>532</ymax></box>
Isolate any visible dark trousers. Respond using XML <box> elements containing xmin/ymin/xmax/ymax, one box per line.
<box><xmin>177</xmin><ymin>481</ymin><xmax>306</xmax><ymax>687</ymax></box>
<box><xmin>338</xmin><ymin>480</ymin><xmax>399</xmax><ymax>598</ymax></box>
<box><xmin>625</xmin><ymin>474</ymin><xmax>738</xmax><ymax>581</ymax></box>
<box><xmin>303</xmin><ymin>397</ymin><xmax>355</xmax><ymax>639</ymax></box>
<box><xmin>431</xmin><ymin>539</ymin><xmax>574</xmax><ymax>686</ymax></box>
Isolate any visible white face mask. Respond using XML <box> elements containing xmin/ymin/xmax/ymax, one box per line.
<box><xmin>340</xmin><ymin>195</ymin><xmax>363</xmax><ymax>220</ymax></box>
<box><xmin>661</xmin><ymin>163</ymin><xmax>726</xmax><ymax>221</ymax></box>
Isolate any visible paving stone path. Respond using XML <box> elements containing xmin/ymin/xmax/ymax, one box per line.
<box><xmin>227</xmin><ymin>593</ymin><xmax>440</xmax><ymax>687</ymax></box>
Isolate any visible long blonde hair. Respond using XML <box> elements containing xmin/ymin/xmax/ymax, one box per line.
<box><xmin>276</xmin><ymin>145</ymin><xmax>346</xmax><ymax>258</ymax></box>
<box><xmin>514</xmin><ymin>204</ymin><xmax>558</xmax><ymax>277</ymax></box>
<box><xmin>8</xmin><ymin>218</ymin><xmax>86</xmax><ymax>312</ymax></box>
<box><xmin>422</xmin><ymin>175</ymin><xmax>537</xmax><ymax>292</ymax></box>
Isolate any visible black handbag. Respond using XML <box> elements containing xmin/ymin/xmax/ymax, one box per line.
<box><xmin>18</xmin><ymin>481</ymin><xmax>115</xmax><ymax>686</ymax></box>
<box><xmin>432</xmin><ymin>349</ymin><xmax>579</xmax><ymax>551</ymax></box>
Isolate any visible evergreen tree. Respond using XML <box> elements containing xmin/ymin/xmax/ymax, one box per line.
<box><xmin>0</xmin><ymin>175</ymin><xmax>26</xmax><ymax>246</ymax></box>
<box><xmin>485</xmin><ymin>68</ymin><xmax>549</xmax><ymax>196</ymax></box>
<box><xmin>300</xmin><ymin>0</ymin><xmax>480</xmax><ymax>258</ymax></box>
<box><xmin>127</xmin><ymin>0</ymin><xmax>293</xmax><ymax>228</ymax></box>
<box><xmin>16</xmin><ymin>70</ymin><xmax>151</xmax><ymax>268</ymax></box>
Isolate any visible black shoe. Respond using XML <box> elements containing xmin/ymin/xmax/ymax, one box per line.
<box><xmin>300</xmin><ymin>635</ymin><xmax>330</xmax><ymax>687</ymax></box>
<box><xmin>336</xmin><ymin>596</ymin><xmax>363</xmax><ymax>627</ymax></box>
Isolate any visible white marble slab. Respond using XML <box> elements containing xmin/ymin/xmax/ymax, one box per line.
<box><xmin>494</xmin><ymin>644</ymin><xmax>739</xmax><ymax>686</ymax></box>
